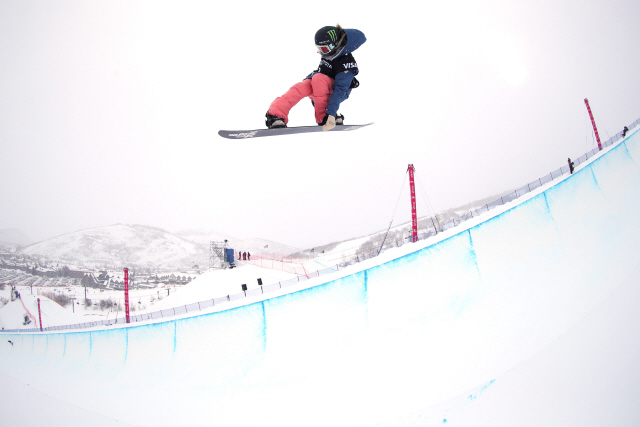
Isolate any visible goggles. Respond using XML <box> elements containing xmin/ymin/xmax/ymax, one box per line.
<box><xmin>316</xmin><ymin>42</ymin><xmax>336</xmax><ymax>54</ymax></box>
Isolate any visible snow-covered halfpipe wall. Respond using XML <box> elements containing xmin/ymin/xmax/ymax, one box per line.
<box><xmin>2</xmin><ymin>129</ymin><xmax>640</xmax><ymax>426</ymax></box>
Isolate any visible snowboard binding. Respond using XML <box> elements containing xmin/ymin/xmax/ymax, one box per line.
<box><xmin>265</xmin><ymin>112</ymin><xmax>287</xmax><ymax>129</ymax></box>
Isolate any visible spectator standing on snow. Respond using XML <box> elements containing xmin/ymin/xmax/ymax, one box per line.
<box><xmin>622</xmin><ymin>126</ymin><xmax>629</xmax><ymax>138</ymax></box>
<box><xmin>568</xmin><ymin>158</ymin><xmax>575</xmax><ymax>174</ymax></box>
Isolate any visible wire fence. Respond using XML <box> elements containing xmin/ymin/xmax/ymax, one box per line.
<box><xmin>3</xmin><ymin>119</ymin><xmax>638</xmax><ymax>334</ymax></box>
<box><xmin>243</xmin><ymin>257</ymin><xmax>308</xmax><ymax>275</ymax></box>
<box><xmin>249</xmin><ymin>252</ymin><xmax>315</xmax><ymax>264</ymax></box>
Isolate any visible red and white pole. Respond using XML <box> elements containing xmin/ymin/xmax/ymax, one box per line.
<box><xmin>408</xmin><ymin>164</ymin><xmax>418</xmax><ymax>243</ymax></box>
<box><xmin>124</xmin><ymin>268</ymin><xmax>130</xmax><ymax>324</ymax></box>
<box><xmin>584</xmin><ymin>98</ymin><xmax>602</xmax><ymax>151</ymax></box>
<box><xmin>37</xmin><ymin>297</ymin><xmax>43</xmax><ymax>331</ymax></box>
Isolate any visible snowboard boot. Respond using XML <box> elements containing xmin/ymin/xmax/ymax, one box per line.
<box><xmin>265</xmin><ymin>112</ymin><xmax>286</xmax><ymax>129</ymax></box>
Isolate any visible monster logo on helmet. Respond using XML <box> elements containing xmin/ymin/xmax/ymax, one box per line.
<box><xmin>315</xmin><ymin>25</ymin><xmax>344</xmax><ymax>57</ymax></box>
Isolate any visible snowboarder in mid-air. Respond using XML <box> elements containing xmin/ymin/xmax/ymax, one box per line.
<box><xmin>265</xmin><ymin>24</ymin><xmax>366</xmax><ymax>131</ymax></box>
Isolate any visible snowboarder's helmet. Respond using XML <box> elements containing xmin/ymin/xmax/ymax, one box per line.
<box><xmin>315</xmin><ymin>26</ymin><xmax>342</xmax><ymax>56</ymax></box>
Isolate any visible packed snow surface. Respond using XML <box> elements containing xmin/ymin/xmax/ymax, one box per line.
<box><xmin>1</xmin><ymin>129</ymin><xmax>640</xmax><ymax>426</ymax></box>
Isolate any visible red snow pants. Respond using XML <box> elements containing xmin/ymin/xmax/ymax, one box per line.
<box><xmin>268</xmin><ymin>73</ymin><xmax>335</xmax><ymax>125</ymax></box>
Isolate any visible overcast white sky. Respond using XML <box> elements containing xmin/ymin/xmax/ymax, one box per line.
<box><xmin>1</xmin><ymin>0</ymin><xmax>639</xmax><ymax>248</ymax></box>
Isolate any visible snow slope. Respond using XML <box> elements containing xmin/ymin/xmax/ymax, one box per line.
<box><xmin>15</xmin><ymin>225</ymin><xmax>300</xmax><ymax>270</ymax></box>
<box><xmin>19</xmin><ymin>224</ymin><xmax>203</xmax><ymax>268</ymax></box>
<box><xmin>149</xmin><ymin>262</ymin><xmax>299</xmax><ymax>311</ymax></box>
<box><xmin>450</xmin><ymin>261</ymin><xmax>640</xmax><ymax>427</ymax></box>
<box><xmin>175</xmin><ymin>229</ymin><xmax>301</xmax><ymax>255</ymax></box>
<box><xmin>0</xmin><ymin>228</ymin><xmax>33</xmax><ymax>246</ymax></box>
<box><xmin>1</xmin><ymin>128</ymin><xmax>640</xmax><ymax>426</ymax></box>
<box><xmin>0</xmin><ymin>292</ymin><xmax>77</xmax><ymax>330</ymax></box>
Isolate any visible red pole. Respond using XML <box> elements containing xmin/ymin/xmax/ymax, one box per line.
<box><xmin>584</xmin><ymin>98</ymin><xmax>602</xmax><ymax>151</ymax></box>
<box><xmin>124</xmin><ymin>268</ymin><xmax>130</xmax><ymax>324</ymax></box>
<box><xmin>408</xmin><ymin>164</ymin><xmax>418</xmax><ymax>243</ymax></box>
<box><xmin>37</xmin><ymin>298</ymin><xmax>43</xmax><ymax>331</ymax></box>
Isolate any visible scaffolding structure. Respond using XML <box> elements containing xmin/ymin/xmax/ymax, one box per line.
<box><xmin>209</xmin><ymin>241</ymin><xmax>233</xmax><ymax>270</ymax></box>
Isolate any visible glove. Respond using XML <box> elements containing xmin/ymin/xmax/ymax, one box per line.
<box><xmin>322</xmin><ymin>115</ymin><xmax>336</xmax><ymax>131</ymax></box>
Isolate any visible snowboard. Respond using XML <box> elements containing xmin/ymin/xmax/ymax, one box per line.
<box><xmin>218</xmin><ymin>123</ymin><xmax>373</xmax><ymax>139</ymax></box>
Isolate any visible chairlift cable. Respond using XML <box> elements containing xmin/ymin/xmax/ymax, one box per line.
<box><xmin>592</xmin><ymin>108</ymin><xmax>611</xmax><ymax>139</ymax></box>
<box><xmin>378</xmin><ymin>170</ymin><xmax>409</xmax><ymax>255</ymax></box>
<box><xmin>415</xmin><ymin>169</ymin><xmax>442</xmax><ymax>231</ymax></box>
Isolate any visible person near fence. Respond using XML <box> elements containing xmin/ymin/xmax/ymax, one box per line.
<box><xmin>243</xmin><ymin>252</ymin><xmax>247</xmax><ymax>261</ymax></box>
<box><xmin>265</xmin><ymin>24</ymin><xmax>366</xmax><ymax>130</ymax></box>
<box><xmin>247</xmin><ymin>252</ymin><xmax>251</xmax><ymax>261</ymax></box>
<box><xmin>622</xmin><ymin>126</ymin><xmax>629</xmax><ymax>138</ymax></box>
<box><xmin>568</xmin><ymin>158</ymin><xmax>575</xmax><ymax>174</ymax></box>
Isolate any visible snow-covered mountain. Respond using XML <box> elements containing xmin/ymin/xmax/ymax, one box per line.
<box><xmin>0</xmin><ymin>229</ymin><xmax>33</xmax><ymax>248</ymax></box>
<box><xmin>232</xmin><ymin>237</ymin><xmax>300</xmax><ymax>256</ymax></box>
<box><xmin>289</xmin><ymin>190</ymin><xmax>517</xmax><ymax>262</ymax></box>
<box><xmin>12</xmin><ymin>191</ymin><xmax>507</xmax><ymax>271</ymax></box>
<box><xmin>174</xmin><ymin>229</ymin><xmax>300</xmax><ymax>256</ymax></box>
<box><xmin>174</xmin><ymin>229</ymin><xmax>237</xmax><ymax>248</ymax></box>
<box><xmin>15</xmin><ymin>225</ymin><xmax>300</xmax><ymax>269</ymax></box>
<box><xmin>18</xmin><ymin>224</ymin><xmax>204</xmax><ymax>269</ymax></box>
